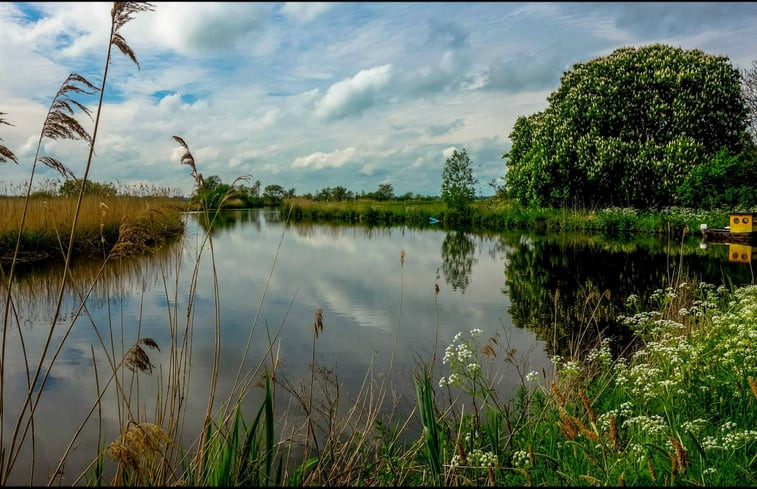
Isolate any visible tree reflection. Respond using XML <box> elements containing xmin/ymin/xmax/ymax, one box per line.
<box><xmin>499</xmin><ymin>232</ymin><xmax>754</xmax><ymax>359</ymax></box>
<box><xmin>194</xmin><ymin>209</ymin><xmax>261</xmax><ymax>235</ymax></box>
<box><xmin>441</xmin><ymin>231</ymin><xmax>477</xmax><ymax>293</ymax></box>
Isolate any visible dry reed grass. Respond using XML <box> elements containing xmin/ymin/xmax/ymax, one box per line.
<box><xmin>0</xmin><ymin>195</ymin><xmax>183</xmax><ymax>263</ymax></box>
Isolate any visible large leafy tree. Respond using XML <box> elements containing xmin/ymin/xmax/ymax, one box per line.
<box><xmin>441</xmin><ymin>148</ymin><xmax>477</xmax><ymax>213</ymax></box>
<box><xmin>504</xmin><ymin>44</ymin><xmax>749</xmax><ymax>208</ymax></box>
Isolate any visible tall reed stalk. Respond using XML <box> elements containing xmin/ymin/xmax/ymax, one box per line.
<box><xmin>0</xmin><ymin>3</ymin><xmax>154</xmax><ymax>484</ymax></box>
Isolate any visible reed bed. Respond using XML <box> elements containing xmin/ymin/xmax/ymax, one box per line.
<box><xmin>0</xmin><ymin>195</ymin><xmax>184</xmax><ymax>265</ymax></box>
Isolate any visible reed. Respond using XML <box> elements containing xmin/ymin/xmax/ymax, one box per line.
<box><xmin>0</xmin><ymin>195</ymin><xmax>183</xmax><ymax>264</ymax></box>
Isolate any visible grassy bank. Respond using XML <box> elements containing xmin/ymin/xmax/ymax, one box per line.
<box><xmin>118</xmin><ymin>273</ymin><xmax>755</xmax><ymax>486</ymax></box>
<box><xmin>0</xmin><ymin>195</ymin><xmax>185</xmax><ymax>266</ymax></box>
<box><xmin>281</xmin><ymin>196</ymin><xmax>735</xmax><ymax>236</ymax></box>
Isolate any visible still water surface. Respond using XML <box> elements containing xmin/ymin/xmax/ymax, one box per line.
<box><xmin>2</xmin><ymin>208</ymin><xmax>753</xmax><ymax>484</ymax></box>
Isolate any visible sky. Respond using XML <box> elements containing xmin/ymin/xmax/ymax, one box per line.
<box><xmin>1</xmin><ymin>2</ymin><xmax>757</xmax><ymax>198</ymax></box>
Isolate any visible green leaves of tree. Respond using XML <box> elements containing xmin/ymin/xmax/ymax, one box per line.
<box><xmin>441</xmin><ymin>147</ymin><xmax>477</xmax><ymax>213</ymax></box>
<box><xmin>505</xmin><ymin>44</ymin><xmax>750</xmax><ymax>209</ymax></box>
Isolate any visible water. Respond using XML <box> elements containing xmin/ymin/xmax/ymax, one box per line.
<box><xmin>1</xmin><ymin>208</ymin><xmax>753</xmax><ymax>484</ymax></box>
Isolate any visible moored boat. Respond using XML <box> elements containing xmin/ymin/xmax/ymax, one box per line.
<box><xmin>700</xmin><ymin>212</ymin><xmax>757</xmax><ymax>245</ymax></box>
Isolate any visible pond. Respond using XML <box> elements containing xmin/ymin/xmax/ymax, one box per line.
<box><xmin>1</xmin><ymin>208</ymin><xmax>753</xmax><ymax>484</ymax></box>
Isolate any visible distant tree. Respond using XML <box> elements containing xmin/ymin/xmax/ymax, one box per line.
<box><xmin>192</xmin><ymin>175</ymin><xmax>231</xmax><ymax>209</ymax></box>
<box><xmin>238</xmin><ymin>179</ymin><xmax>263</xmax><ymax>206</ymax></box>
<box><xmin>286</xmin><ymin>187</ymin><xmax>296</xmax><ymax>198</ymax></box>
<box><xmin>376</xmin><ymin>183</ymin><xmax>394</xmax><ymax>201</ymax></box>
<box><xmin>59</xmin><ymin>178</ymin><xmax>117</xmax><ymax>198</ymax></box>
<box><xmin>331</xmin><ymin>185</ymin><xmax>352</xmax><ymax>201</ymax></box>
<box><xmin>315</xmin><ymin>187</ymin><xmax>332</xmax><ymax>201</ymax></box>
<box><xmin>441</xmin><ymin>148</ymin><xmax>477</xmax><ymax>213</ymax></box>
<box><xmin>263</xmin><ymin>184</ymin><xmax>286</xmax><ymax>205</ymax></box>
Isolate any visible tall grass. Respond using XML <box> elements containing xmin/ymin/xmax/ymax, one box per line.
<box><xmin>0</xmin><ymin>195</ymin><xmax>183</xmax><ymax>265</ymax></box>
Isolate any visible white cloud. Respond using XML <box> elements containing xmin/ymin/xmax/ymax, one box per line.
<box><xmin>229</xmin><ymin>145</ymin><xmax>278</xmax><ymax>168</ymax></box>
<box><xmin>442</xmin><ymin>146</ymin><xmax>458</xmax><ymax>159</ymax></box>
<box><xmin>144</xmin><ymin>2</ymin><xmax>271</xmax><ymax>55</ymax></box>
<box><xmin>280</xmin><ymin>2</ymin><xmax>332</xmax><ymax>24</ymax></box>
<box><xmin>314</xmin><ymin>65</ymin><xmax>393</xmax><ymax>120</ymax></box>
<box><xmin>292</xmin><ymin>147</ymin><xmax>357</xmax><ymax>169</ymax></box>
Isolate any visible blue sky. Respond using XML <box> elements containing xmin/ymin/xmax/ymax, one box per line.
<box><xmin>1</xmin><ymin>2</ymin><xmax>757</xmax><ymax>197</ymax></box>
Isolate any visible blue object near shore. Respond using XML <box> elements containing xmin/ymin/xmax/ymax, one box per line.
<box><xmin>429</xmin><ymin>217</ymin><xmax>439</xmax><ymax>224</ymax></box>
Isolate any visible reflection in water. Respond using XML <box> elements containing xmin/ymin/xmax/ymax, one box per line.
<box><xmin>498</xmin><ymin>231</ymin><xmax>755</xmax><ymax>358</ymax></box>
<box><xmin>3</xmin><ymin>238</ymin><xmax>183</xmax><ymax>322</ymax></box>
<box><xmin>441</xmin><ymin>231</ymin><xmax>477</xmax><ymax>292</ymax></box>
<box><xmin>193</xmin><ymin>208</ymin><xmax>262</xmax><ymax>235</ymax></box>
<box><xmin>1</xmin><ymin>208</ymin><xmax>753</xmax><ymax>484</ymax></box>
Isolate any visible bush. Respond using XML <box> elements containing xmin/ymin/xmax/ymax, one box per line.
<box><xmin>678</xmin><ymin>149</ymin><xmax>757</xmax><ymax>209</ymax></box>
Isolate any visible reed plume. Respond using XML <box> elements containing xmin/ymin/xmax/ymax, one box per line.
<box><xmin>578</xmin><ymin>388</ymin><xmax>596</xmax><ymax>423</ymax></box>
<box><xmin>173</xmin><ymin>135</ymin><xmax>203</xmax><ymax>185</ymax></box>
<box><xmin>314</xmin><ymin>306</ymin><xmax>324</xmax><ymax>338</ymax></box>
<box><xmin>0</xmin><ymin>112</ymin><xmax>18</xmax><ymax>164</ymax></box>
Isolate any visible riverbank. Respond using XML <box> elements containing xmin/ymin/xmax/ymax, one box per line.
<box><xmin>0</xmin><ymin>195</ymin><xmax>185</xmax><ymax>267</ymax></box>
<box><xmin>129</xmin><ymin>275</ymin><xmax>757</xmax><ymax>486</ymax></box>
<box><xmin>281</xmin><ymin>197</ymin><xmax>735</xmax><ymax>236</ymax></box>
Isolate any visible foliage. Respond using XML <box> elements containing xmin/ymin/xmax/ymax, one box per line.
<box><xmin>441</xmin><ymin>148</ymin><xmax>477</xmax><ymax>213</ymax></box>
<box><xmin>237</xmin><ymin>180</ymin><xmax>263</xmax><ymax>207</ymax></box>
<box><xmin>375</xmin><ymin>183</ymin><xmax>394</xmax><ymax>201</ymax></box>
<box><xmin>262</xmin><ymin>184</ymin><xmax>286</xmax><ymax>206</ymax></box>
<box><xmin>504</xmin><ymin>44</ymin><xmax>750</xmax><ymax>208</ymax></box>
<box><xmin>58</xmin><ymin>178</ymin><xmax>117</xmax><ymax>198</ymax></box>
<box><xmin>191</xmin><ymin>174</ymin><xmax>232</xmax><ymax>209</ymax></box>
<box><xmin>422</xmin><ymin>280</ymin><xmax>757</xmax><ymax>486</ymax></box>
<box><xmin>743</xmin><ymin>59</ymin><xmax>757</xmax><ymax>141</ymax></box>
<box><xmin>677</xmin><ymin>149</ymin><xmax>757</xmax><ymax>209</ymax></box>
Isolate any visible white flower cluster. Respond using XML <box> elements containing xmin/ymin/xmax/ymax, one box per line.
<box><xmin>438</xmin><ymin>329</ymin><xmax>485</xmax><ymax>389</ymax></box>
<box><xmin>681</xmin><ymin>418</ymin><xmax>707</xmax><ymax>435</ymax></box>
<box><xmin>622</xmin><ymin>415</ymin><xmax>668</xmax><ymax>436</ymax></box>
<box><xmin>619</xmin><ymin>311</ymin><xmax>662</xmax><ymax>335</ymax></box>
<box><xmin>650</xmin><ymin>286</ymin><xmax>678</xmax><ymax>305</ymax></box>
<box><xmin>450</xmin><ymin>449</ymin><xmax>498</xmax><ymax>469</ymax></box>
<box><xmin>560</xmin><ymin>360</ymin><xmax>581</xmax><ymax>379</ymax></box>
<box><xmin>586</xmin><ymin>338</ymin><xmax>613</xmax><ymax>367</ymax></box>
<box><xmin>468</xmin><ymin>448</ymin><xmax>498</xmax><ymax>468</ymax></box>
<box><xmin>597</xmin><ymin>401</ymin><xmax>634</xmax><ymax>431</ymax></box>
<box><xmin>700</xmin><ymin>428</ymin><xmax>757</xmax><ymax>451</ymax></box>
<box><xmin>511</xmin><ymin>450</ymin><xmax>531</xmax><ymax>468</ymax></box>
<box><xmin>525</xmin><ymin>370</ymin><xmax>540</xmax><ymax>383</ymax></box>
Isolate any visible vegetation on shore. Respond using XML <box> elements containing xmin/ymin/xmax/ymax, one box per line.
<box><xmin>0</xmin><ymin>194</ymin><xmax>184</xmax><ymax>266</ymax></box>
<box><xmin>280</xmin><ymin>196</ymin><xmax>735</xmax><ymax>236</ymax></box>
